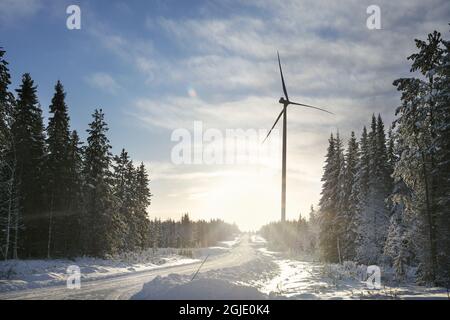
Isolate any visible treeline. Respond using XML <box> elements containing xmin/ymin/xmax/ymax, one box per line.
<box><xmin>259</xmin><ymin>207</ymin><xmax>319</xmax><ymax>255</ymax></box>
<box><xmin>318</xmin><ymin>30</ymin><xmax>450</xmax><ymax>285</ymax></box>
<box><xmin>149</xmin><ymin>214</ymin><xmax>239</xmax><ymax>249</ymax></box>
<box><xmin>319</xmin><ymin>116</ymin><xmax>392</xmax><ymax>265</ymax></box>
<box><xmin>0</xmin><ymin>47</ymin><xmax>152</xmax><ymax>259</ymax></box>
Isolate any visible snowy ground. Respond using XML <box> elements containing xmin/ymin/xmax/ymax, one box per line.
<box><xmin>1</xmin><ymin>234</ymin><xmax>448</xmax><ymax>299</ymax></box>
<box><xmin>0</xmin><ymin>237</ymin><xmax>240</xmax><ymax>293</ymax></box>
<box><xmin>133</xmin><ymin>235</ymin><xmax>450</xmax><ymax>300</ymax></box>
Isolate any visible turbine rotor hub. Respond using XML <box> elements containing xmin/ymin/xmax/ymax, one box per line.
<box><xmin>279</xmin><ymin>97</ymin><xmax>288</xmax><ymax>105</ymax></box>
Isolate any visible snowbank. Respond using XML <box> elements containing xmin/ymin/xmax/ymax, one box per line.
<box><xmin>0</xmin><ymin>253</ymin><xmax>198</xmax><ymax>292</ymax></box>
<box><xmin>132</xmin><ymin>255</ymin><xmax>277</xmax><ymax>300</ymax></box>
<box><xmin>132</xmin><ymin>276</ymin><xmax>266</xmax><ymax>300</ymax></box>
<box><xmin>257</xmin><ymin>249</ymin><xmax>450</xmax><ymax>300</ymax></box>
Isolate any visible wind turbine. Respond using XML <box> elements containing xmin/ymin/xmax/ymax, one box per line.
<box><xmin>263</xmin><ymin>52</ymin><xmax>333</xmax><ymax>223</ymax></box>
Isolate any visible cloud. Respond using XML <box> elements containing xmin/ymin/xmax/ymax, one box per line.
<box><xmin>0</xmin><ymin>0</ymin><xmax>42</xmax><ymax>25</ymax></box>
<box><xmin>85</xmin><ymin>72</ymin><xmax>121</xmax><ymax>94</ymax></box>
<box><xmin>88</xmin><ymin>22</ymin><xmax>157</xmax><ymax>83</ymax></box>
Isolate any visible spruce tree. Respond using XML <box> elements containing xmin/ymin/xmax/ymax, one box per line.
<box><xmin>392</xmin><ymin>31</ymin><xmax>444</xmax><ymax>283</ymax></box>
<box><xmin>135</xmin><ymin>162</ymin><xmax>151</xmax><ymax>249</ymax></box>
<box><xmin>82</xmin><ymin>109</ymin><xmax>119</xmax><ymax>257</ymax></box>
<box><xmin>356</xmin><ymin>115</ymin><xmax>390</xmax><ymax>265</ymax></box>
<box><xmin>0</xmin><ymin>48</ymin><xmax>18</xmax><ymax>260</ymax></box>
<box><xmin>341</xmin><ymin>131</ymin><xmax>359</xmax><ymax>261</ymax></box>
<box><xmin>12</xmin><ymin>74</ymin><xmax>46</xmax><ymax>257</ymax></box>
<box><xmin>65</xmin><ymin>130</ymin><xmax>83</xmax><ymax>256</ymax></box>
<box><xmin>431</xmin><ymin>35</ymin><xmax>450</xmax><ymax>285</ymax></box>
<box><xmin>112</xmin><ymin>148</ymin><xmax>134</xmax><ymax>251</ymax></box>
<box><xmin>319</xmin><ymin>133</ymin><xmax>339</xmax><ymax>262</ymax></box>
<box><xmin>46</xmin><ymin>81</ymin><xmax>71</xmax><ymax>257</ymax></box>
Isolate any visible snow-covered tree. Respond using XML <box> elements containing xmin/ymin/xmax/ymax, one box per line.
<box><xmin>433</xmin><ymin>37</ymin><xmax>450</xmax><ymax>285</ymax></box>
<box><xmin>391</xmin><ymin>31</ymin><xmax>444</xmax><ymax>283</ymax></box>
<box><xmin>340</xmin><ymin>131</ymin><xmax>359</xmax><ymax>261</ymax></box>
<box><xmin>319</xmin><ymin>133</ymin><xmax>343</xmax><ymax>262</ymax></box>
<box><xmin>356</xmin><ymin>115</ymin><xmax>391</xmax><ymax>265</ymax></box>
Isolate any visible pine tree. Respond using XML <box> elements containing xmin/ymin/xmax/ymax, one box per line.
<box><xmin>12</xmin><ymin>73</ymin><xmax>46</xmax><ymax>257</ymax></box>
<box><xmin>82</xmin><ymin>109</ymin><xmax>120</xmax><ymax>257</ymax></box>
<box><xmin>334</xmin><ymin>132</ymin><xmax>345</xmax><ymax>262</ymax></box>
<box><xmin>46</xmin><ymin>81</ymin><xmax>71</xmax><ymax>257</ymax></box>
<box><xmin>356</xmin><ymin>115</ymin><xmax>391</xmax><ymax>265</ymax></box>
<box><xmin>307</xmin><ymin>205</ymin><xmax>320</xmax><ymax>254</ymax></box>
<box><xmin>392</xmin><ymin>31</ymin><xmax>444</xmax><ymax>283</ymax></box>
<box><xmin>341</xmin><ymin>131</ymin><xmax>359</xmax><ymax>261</ymax></box>
<box><xmin>181</xmin><ymin>213</ymin><xmax>192</xmax><ymax>248</ymax></box>
<box><xmin>432</xmin><ymin>34</ymin><xmax>450</xmax><ymax>285</ymax></box>
<box><xmin>59</xmin><ymin>130</ymin><xmax>83</xmax><ymax>257</ymax></box>
<box><xmin>112</xmin><ymin>148</ymin><xmax>136</xmax><ymax>251</ymax></box>
<box><xmin>135</xmin><ymin>162</ymin><xmax>151</xmax><ymax>249</ymax></box>
<box><xmin>0</xmin><ymin>47</ymin><xmax>18</xmax><ymax>260</ymax></box>
<box><xmin>384</xmin><ymin>178</ymin><xmax>413</xmax><ymax>281</ymax></box>
<box><xmin>319</xmin><ymin>133</ymin><xmax>340</xmax><ymax>262</ymax></box>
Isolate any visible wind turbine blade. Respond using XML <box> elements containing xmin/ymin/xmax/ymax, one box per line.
<box><xmin>262</xmin><ymin>108</ymin><xmax>284</xmax><ymax>144</ymax></box>
<box><xmin>289</xmin><ymin>101</ymin><xmax>334</xmax><ymax>115</ymax></box>
<box><xmin>277</xmin><ymin>51</ymin><xmax>289</xmax><ymax>101</ymax></box>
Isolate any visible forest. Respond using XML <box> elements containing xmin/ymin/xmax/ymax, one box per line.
<box><xmin>0</xmin><ymin>48</ymin><xmax>237</xmax><ymax>260</ymax></box>
<box><xmin>261</xmin><ymin>29</ymin><xmax>450</xmax><ymax>286</ymax></box>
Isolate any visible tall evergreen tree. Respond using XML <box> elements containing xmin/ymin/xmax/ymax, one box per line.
<box><xmin>82</xmin><ymin>109</ymin><xmax>120</xmax><ymax>257</ymax></box>
<box><xmin>433</xmin><ymin>36</ymin><xmax>450</xmax><ymax>285</ymax></box>
<box><xmin>135</xmin><ymin>162</ymin><xmax>151</xmax><ymax>249</ymax></box>
<box><xmin>12</xmin><ymin>74</ymin><xmax>46</xmax><ymax>257</ymax></box>
<box><xmin>46</xmin><ymin>81</ymin><xmax>71</xmax><ymax>257</ymax></box>
<box><xmin>340</xmin><ymin>131</ymin><xmax>359</xmax><ymax>260</ymax></box>
<box><xmin>356</xmin><ymin>115</ymin><xmax>391</xmax><ymax>265</ymax></box>
<box><xmin>392</xmin><ymin>31</ymin><xmax>444</xmax><ymax>283</ymax></box>
<box><xmin>319</xmin><ymin>133</ymin><xmax>340</xmax><ymax>262</ymax></box>
<box><xmin>112</xmin><ymin>148</ymin><xmax>135</xmax><ymax>251</ymax></box>
<box><xmin>64</xmin><ymin>130</ymin><xmax>83</xmax><ymax>256</ymax></box>
<box><xmin>0</xmin><ymin>48</ymin><xmax>18</xmax><ymax>260</ymax></box>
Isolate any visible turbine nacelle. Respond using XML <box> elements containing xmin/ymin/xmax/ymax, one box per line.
<box><xmin>279</xmin><ymin>97</ymin><xmax>289</xmax><ymax>105</ymax></box>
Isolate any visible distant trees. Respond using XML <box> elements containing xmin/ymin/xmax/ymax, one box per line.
<box><xmin>149</xmin><ymin>215</ymin><xmax>239</xmax><ymax>250</ymax></box>
<box><xmin>260</xmin><ymin>217</ymin><xmax>312</xmax><ymax>254</ymax></box>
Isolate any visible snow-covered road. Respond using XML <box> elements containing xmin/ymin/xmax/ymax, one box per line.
<box><xmin>0</xmin><ymin>235</ymin><xmax>256</xmax><ymax>300</ymax></box>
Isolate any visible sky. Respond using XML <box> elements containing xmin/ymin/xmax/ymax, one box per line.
<box><xmin>0</xmin><ymin>0</ymin><xmax>449</xmax><ymax>231</ymax></box>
